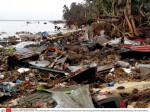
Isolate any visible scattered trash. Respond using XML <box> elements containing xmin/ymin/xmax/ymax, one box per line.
<box><xmin>97</xmin><ymin>64</ymin><xmax>114</xmax><ymax>74</ymax></box>
<box><xmin>124</xmin><ymin>37</ymin><xmax>141</xmax><ymax>45</ymax></box>
<box><xmin>0</xmin><ymin>82</ymin><xmax>17</xmax><ymax>92</ymax></box>
<box><xmin>121</xmin><ymin>46</ymin><xmax>150</xmax><ymax>59</ymax></box>
<box><xmin>29</xmin><ymin>61</ymin><xmax>50</xmax><ymax>67</ymax></box>
<box><xmin>92</xmin><ymin>93</ymin><xmax>127</xmax><ymax>108</ymax></box>
<box><xmin>93</xmin><ymin>36</ymin><xmax>109</xmax><ymax>46</ymax></box>
<box><xmin>105</xmin><ymin>38</ymin><xmax>121</xmax><ymax>46</ymax></box>
<box><xmin>0</xmin><ymin>24</ymin><xmax>149</xmax><ymax>108</ymax></box>
<box><xmin>16</xmin><ymin>80</ymin><xmax>22</xmax><ymax>85</ymax></box>
<box><xmin>7</xmin><ymin>56</ymin><xmax>65</xmax><ymax>75</ymax></box>
<box><xmin>0</xmin><ymin>74</ymin><xmax>4</xmax><ymax>79</ymax></box>
<box><xmin>25</xmin><ymin>77</ymin><xmax>30</xmax><ymax>84</ymax></box>
<box><xmin>122</xmin><ymin>68</ymin><xmax>132</xmax><ymax>74</ymax></box>
<box><xmin>137</xmin><ymin>64</ymin><xmax>150</xmax><ymax>74</ymax></box>
<box><xmin>116</xmin><ymin>61</ymin><xmax>130</xmax><ymax>68</ymax></box>
<box><xmin>15</xmin><ymin>41</ymin><xmax>40</xmax><ymax>49</ymax></box>
<box><xmin>129</xmin><ymin>59</ymin><xmax>134</xmax><ymax>62</ymax></box>
<box><xmin>108</xmin><ymin>82</ymin><xmax>114</xmax><ymax>87</ymax></box>
<box><xmin>57</xmin><ymin>67</ymin><xmax>96</xmax><ymax>84</ymax></box>
<box><xmin>17</xmin><ymin>68</ymin><xmax>30</xmax><ymax>73</ymax></box>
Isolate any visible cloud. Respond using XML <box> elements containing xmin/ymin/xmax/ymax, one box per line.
<box><xmin>0</xmin><ymin>0</ymin><xmax>83</xmax><ymax>20</ymax></box>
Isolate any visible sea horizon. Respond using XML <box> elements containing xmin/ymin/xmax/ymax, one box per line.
<box><xmin>0</xmin><ymin>20</ymin><xmax>66</xmax><ymax>39</ymax></box>
<box><xmin>0</xmin><ymin>19</ymin><xmax>64</xmax><ymax>22</ymax></box>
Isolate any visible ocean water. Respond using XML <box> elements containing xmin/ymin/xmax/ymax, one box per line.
<box><xmin>0</xmin><ymin>21</ymin><xmax>65</xmax><ymax>39</ymax></box>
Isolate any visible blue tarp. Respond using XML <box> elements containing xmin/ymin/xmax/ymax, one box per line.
<box><xmin>41</xmin><ymin>32</ymin><xmax>48</xmax><ymax>35</ymax></box>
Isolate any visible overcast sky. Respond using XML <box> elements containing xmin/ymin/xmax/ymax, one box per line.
<box><xmin>0</xmin><ymin>0</ymin><xmax>83</xmax><ymax>20</ymax></box>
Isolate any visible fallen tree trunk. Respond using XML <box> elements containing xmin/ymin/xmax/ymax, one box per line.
<box><xmin>124</xmin><ymin>9</ymin><xmax>134</xmax><ymax>37</ymax></box>
<box><xmin>131</xmin><ymin>16</ymin><xmax>139</xmax><ymax>36</ymax></box>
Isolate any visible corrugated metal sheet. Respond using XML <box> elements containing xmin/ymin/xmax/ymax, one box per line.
<box><xmin>53</xmin><ymin>85</ymin><xmax>94</xmax><ymax>108</ymax></box>
<box><xmin>70</xmin><ymin>85</ymin><xmax>94</xmax><ymax>108</ymax></box>
<box><xmin>53</xmin><ymin>92</ymin><xmax>81</xmax><ymax>108</ymax></box>
<box><xmin>18</xmin><ymin>91</ymin><xmax>53</xmax><ymax>106</ymax></box>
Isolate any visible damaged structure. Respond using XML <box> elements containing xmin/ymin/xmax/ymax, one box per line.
<box><xmin>0</xmin><ymin>26</ymin><xmax>150</xmax><ymax>108</ymax></box>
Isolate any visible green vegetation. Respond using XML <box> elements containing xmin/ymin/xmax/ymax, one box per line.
<box><xmin>63</xmin><ymin>0</ymin><xmax>150</xmax><ymax>37</ymax></box>
<box><xmin>0</xmin><ymin>48</ymin><xmax>15</xmax><ymax>55</ymax></box>
<box><xmin>63</xmin><ymin>0</ymin><xmax>150</xmax><ymax>24</ymax></box>
<box><xmin>56</xmin><ymin>32</ymin><xmax>63</xmax><ymax>36</ymax></box>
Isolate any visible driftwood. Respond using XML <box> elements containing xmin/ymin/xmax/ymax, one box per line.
<box><xmin>131</xmin><ymin>16</ymin><xmax>139</xmax><ymax>36</ymax></box>
<box><xmin>111</xmin><ymin>23</ymin><xmax>124</xmax><ymax>35</ymax></box>
<box><xmin>96</xmin><ymin>18</ymin><xmax>119</xmax><ymax>22</ymax></box>
<box><xmin>124</xmin><ymin>9</ymin><xmax>134</xmax><ymax>37</ymax></box>
<box><xmin>124</xmin><ymin>0</ymin><xmax>139</xmax><ymax>37</ymax></box>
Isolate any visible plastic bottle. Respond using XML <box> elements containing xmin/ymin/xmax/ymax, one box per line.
<box><xmin>108</xmin><ymin>82</ymin><xmax>114</xmax><ymax>87</ymax></box>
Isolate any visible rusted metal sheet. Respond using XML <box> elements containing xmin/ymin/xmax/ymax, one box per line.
<box><xmin>130</xmin><ymin>46</ymin><xmax>150</xmax><ymax>52</ymax></box>
<box><xmin>120</xmin><ymin>47</ymin><xmax>150</xmax><ymax>59</ymax></box>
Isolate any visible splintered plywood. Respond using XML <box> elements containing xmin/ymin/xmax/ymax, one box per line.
<box><xmin>97</xmin><ymin>64</ymin><xmax>114</xmax><ymax>73</ymax></box>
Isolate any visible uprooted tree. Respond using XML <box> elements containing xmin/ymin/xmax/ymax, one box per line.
<box><xmin>63</xmin><ymin>0</ymin><xmax>150</xmax><ymax>38</ymax></box>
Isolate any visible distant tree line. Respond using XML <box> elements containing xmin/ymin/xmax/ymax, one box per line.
<box><xmin>63</xmin><ymin>0</ymin><xmax>150</xmax><ymax>26</ymax></box>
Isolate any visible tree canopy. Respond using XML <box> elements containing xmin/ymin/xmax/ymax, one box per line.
<box><xmin>63</xmin><ymin>0</ymin><xmax>150</xmax><ymax>26</ymax></box>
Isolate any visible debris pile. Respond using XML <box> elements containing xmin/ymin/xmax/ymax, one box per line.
<box><xmin>0</xmin><ymin>28</ymin><xmax>150</xmax><ymax>108</ymax></box>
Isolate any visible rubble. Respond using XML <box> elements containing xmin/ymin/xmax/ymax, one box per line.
<box><xmin>120</xmin><ymin>88</ymin><xmax>150</xmax><ymax>108</ymax></box>
<box><xmin>137</xmin><ymin>64</ymin><xmax>150</xmax><ymax>74</ymax></box>
<box><xmin>97</xmin><ymin>64</ymin><xmax>114</xmax><ymax>74</ymax></box>
<box><xmin>116</xmin><ymin>61</ymin><xmax>130</xmax><ymax>68</ymax></box>
<box><xmin>0</xmin><ymin>27</ymin><xmax>150</xmax><ymax>108</ymax></box>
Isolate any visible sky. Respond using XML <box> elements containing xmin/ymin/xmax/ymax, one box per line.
<box><xmin>0</xmin><ymin>0</ymin><xmax>83</xmax><ymax>20</ymax></box>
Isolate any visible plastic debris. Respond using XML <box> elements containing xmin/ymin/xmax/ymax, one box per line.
<box><xmin>17</xmin><ymin>68</ymin><xmax>30</xmax><ymax>73</ymax></box>
<box><xmin>116</xmin><ymin>61</ymin><xmax>130</xmax><ymax>68</ymax></box>
<box><xmin>108</xmin><ymin>82</ymin><xmax>114</xmax><ymax>87</ymax></box>
<box><xmin>0</xmin><ymin>74</ymin><xmax>4</xmax><ymax>79</ymax></box>
<box><xmin>122</xmin><ymin>68</ymin><xmax>132</xmax><ymax>74</ymax></box>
